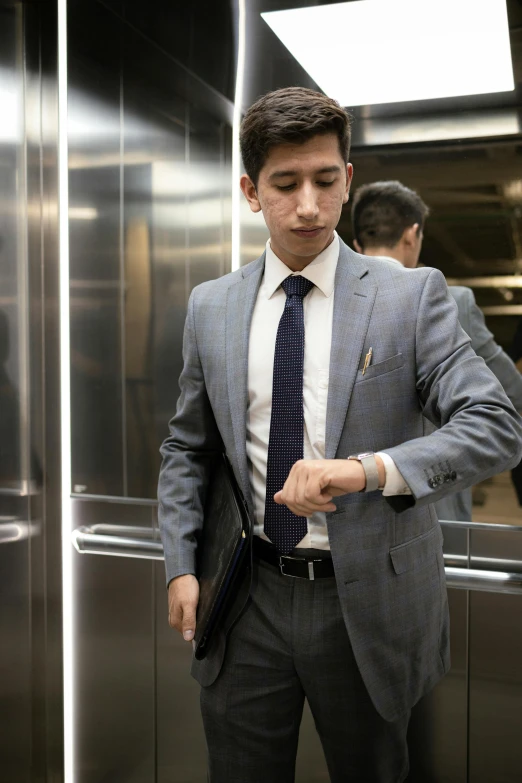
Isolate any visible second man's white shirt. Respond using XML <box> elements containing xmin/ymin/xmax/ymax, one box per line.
<box><xmin>246</xmin><ymin>232</ymin><xmax>410</xmax><ymax>550</ymax></box>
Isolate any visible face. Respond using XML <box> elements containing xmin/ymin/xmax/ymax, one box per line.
<box><xmin>240</xmin><ymin>133</ymin><xmax>353</xmax><ymax>271</ymax></box>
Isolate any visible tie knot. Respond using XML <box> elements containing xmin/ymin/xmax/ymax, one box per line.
<box><xmin>281</xmin><ymin>275</ymin><xmax>314</xmax><ymax>299</ymax></box>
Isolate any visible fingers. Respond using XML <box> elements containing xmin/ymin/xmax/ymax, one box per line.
<box><xmin>275</xmin><ymin>461</ymin><xmax>336</xmax><ymax>516</ymax></box>
<box><xmin>181</xmin><ymin>604</ymin><xmax>197</xmax><ymax>641</ymax></box>
<box><xmin>168</xmin><ymin>574</ymin><xmax>199</xmax><ymax>642</ymax></box>
<box><xmin>168</xmin><ymin>598</ymin><xmax>198</xmax><ymax>640</ymax></box>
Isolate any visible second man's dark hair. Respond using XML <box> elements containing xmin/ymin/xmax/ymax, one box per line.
<box><xmin>351</xmin><ymin>181</ymin><xmax>429</xmax><ymax>250</ymax></box>
<box><xmin>240</xmin><ymin>87</ymin><xmax>352</xmax><ymax>187</ymax></box>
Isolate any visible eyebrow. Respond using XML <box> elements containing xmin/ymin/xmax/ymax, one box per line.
<box><xmin>268</xmin><ymin>165</ymin><xmax>342</xmax><ymax>180</ymax></box>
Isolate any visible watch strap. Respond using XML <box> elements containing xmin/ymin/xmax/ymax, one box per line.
<box><xmin>348</xmin><ymin>452</ymin><xmax>380</xmax><ymax>492</ymax></box>
<box><xmin>360</xmin><ymin>454</ymin><xmax>380</xmax><ymax>492</ymax></box>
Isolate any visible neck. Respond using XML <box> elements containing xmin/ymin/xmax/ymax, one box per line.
<box><xmin>270</xmin><ymin>232</ymin><xmax>335</xmax><ymax>272</ymax></box>
<box><xmin>362</xmin><ymin>246</ymin><xmax>405</xmax><ymax>266</ymax></box>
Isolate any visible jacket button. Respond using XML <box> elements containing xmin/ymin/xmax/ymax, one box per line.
<box><xmin>450</xmin><ymin>471</ymin><xmax>457</xmax><ymax>480</ymax></box>
<box><xmin>428</xmin><ymin>478</ymin><xmax>437</xmax><ymax>488</ymax></box>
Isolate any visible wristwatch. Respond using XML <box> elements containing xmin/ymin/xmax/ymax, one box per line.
<box><xmin>347</xmin><ymin>452</ymin><xmax>380</xmax><ymax>492</ymax></box>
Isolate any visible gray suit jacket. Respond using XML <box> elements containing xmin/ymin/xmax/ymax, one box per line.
<box><xmin>433</xmin><ymin>285</ymin><xmax>522</xmax><ymax>522</ymax></box>
<box><xmin>158</xmin><ymin>240</ymin><xmax>522</xmax><ymax>721</ymax></box>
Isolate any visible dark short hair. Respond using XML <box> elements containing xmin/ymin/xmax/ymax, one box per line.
<box><xmin>240</xmin><ymin>87</ymin><xmax>352</xmax><ymax>186</ymax></box>
<box><xmin>351</xmin><ymin>181</ymin><xmax>429</xmax><ymax>250</ymax></box>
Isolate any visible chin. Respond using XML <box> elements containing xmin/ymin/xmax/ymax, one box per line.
<box><xmin>289</xmin><ymin>235</ymin><xmax>331</xmax><ymax>255</ymax></box>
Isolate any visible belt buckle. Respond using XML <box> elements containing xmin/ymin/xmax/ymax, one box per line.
<box><xmin>279</xmin><ymin>555</ymin><xmax>315</xmax><ymax>581</ymax></box>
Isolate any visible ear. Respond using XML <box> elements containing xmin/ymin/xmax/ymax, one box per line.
<box><xmin>353</xmin><ymin>238</ymin><xmax>363</xmax><ymax>253</ymax></box>
<box><xmin>402</xmin><ymin>223</ymin><xmax>420</xmax><ymax>246</ymax></box>
<box><xmin>240</xmin><ymin>174</ymin><xmax>262</xmax><ymax>213</ymax></box>
<box><xmin>342</xmin><ymin>163</ymin><xmax>354</xmax><ymax>204</ymax></box>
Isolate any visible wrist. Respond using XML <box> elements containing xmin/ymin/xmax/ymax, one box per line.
<box><xmin>375</xmin><ymin>454</ymin><xmax>386</xmax><ymax>489</ymax></box>
<box><xmin>347</xmin><ymin>452</ymin><xmax>385</xmax><ymax>492</ymax></box>
<box><xmin>354</xmin><ymin>461</ymin><xmax>366</xmax><ymax>491</ymax></box>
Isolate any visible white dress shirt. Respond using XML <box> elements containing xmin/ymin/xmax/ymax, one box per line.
<box><xmin>246</xmin><ymin>234</ymin><xmax>410</xmax><ymax>550</ymax></box>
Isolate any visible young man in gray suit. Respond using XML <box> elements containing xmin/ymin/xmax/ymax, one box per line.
<box><xmin>158</xmin><ymin>88</ymin><xmax>522</xmax><ymax>782</ymax></box>
<box><xmin>351</xmin><ymin>180</ymin><xmax>522</xmax><ymax>521</ymax></box>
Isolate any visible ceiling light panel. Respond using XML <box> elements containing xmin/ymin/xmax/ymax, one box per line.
<box><xmin>261</xmin><ymin>0</ymin><xmax>514</xmax><ymax>107</ymax></box>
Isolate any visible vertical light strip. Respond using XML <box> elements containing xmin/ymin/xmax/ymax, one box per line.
<box><xmin>231</xmin><ymin>0</ymin><xmax>246</xmax><ymax>272</ymax></box>
<box><xmin>58</xmin><ymin>0</ymin><xmax>74</xmax><ymax>781</ymax></box>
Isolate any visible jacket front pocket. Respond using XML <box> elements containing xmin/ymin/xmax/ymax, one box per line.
<box><xmin>355</xmin><ymin>352</ymin><xmax>404</xmax><ymax>383</ymax></box>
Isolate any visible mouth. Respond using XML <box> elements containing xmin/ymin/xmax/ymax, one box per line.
<box><xmin>291</xmin><ymin>227</ymin><xmax>325</xmax><ymax>239</ymax></box>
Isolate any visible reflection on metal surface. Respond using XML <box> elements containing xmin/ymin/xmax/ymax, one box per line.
<box><xmin>439</xmin><ymin>518</ymin><xmax>522</xmax><ymax>532</ymax></box>
<box><xmin>481</xmin><ymin>305</ymin><xmax>522</xmax><ymax>315</ymax></box>
<box><xmin>0</xmin><ymin>480</ymin><xmax>40</xmax><ymax>496</ymax></box>
<box><xmin>68</xmin><ymin>207</ymin><xmax>98</xmax><ymax>220</ymax></box>
<box><xmin>72</xmin><ymin>524</ymin><xmax>163</xmax><ymax>560</ymax></box>
<box><xmin>445</xmin><ymin>566</ymin><xmax>522</xmax><ymax>594</ymax></box>
<box><xmin>0</xmin><ymin>67</ymin><xmax>19</xmax><ymax>142</ymax></box>
<box><xmin>355</xmin><ymin>108</ymin><xmax>521</xmax><ymax>147</ymax></box>
<box><xmin>0</xmin><ymin>517</ymin><xmax>38</xmax><ymax>544</ymax></box>
<box><xmin>445</xmin><ymin>275</ymin><xmax>522</xmax><ymax>288</ymax></box>
<box><xmin>69</xmin><ymin>71</ymin><xmax>232</xmax><ymax>502</ymax></box>
<box><xmin>444</xmin><ymin>553</ymin><xmax>522</xmax><ymax>573</ymax></box>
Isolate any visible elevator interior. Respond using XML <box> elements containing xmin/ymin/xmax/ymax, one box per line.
<box><xmin>1</xmin><ymin>1</ymin><xmax>522</xmax><ymax>781</ymax></box>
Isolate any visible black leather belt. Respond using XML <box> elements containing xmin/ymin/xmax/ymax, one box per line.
<box><xmin>253</xmin><ymin>537</ymin><xmax>335</xmax><ymax>580</ymax></box>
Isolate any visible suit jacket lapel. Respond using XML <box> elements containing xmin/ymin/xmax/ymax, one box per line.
<box><xmin>226</xmin><ymin>254</ymin><xmax>265</xmax><ymax>509</ymax></box>
<box><xmin>326</xmin><ymin>241</ymin><xmax>377</xmax><ymax>459</ymax></box>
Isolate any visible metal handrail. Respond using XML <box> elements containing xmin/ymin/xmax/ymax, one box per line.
<box><xmin>443</xmin><ymin>553</ymin><xmax>522</xmax><ymax>574</ymax></box>
<box><xmin>445</xmin><ymin>567</ymin><xmax>522</xmax><ymax>595</ymax></box>
<box><xmin>439</xmin><ymin>518</ymin><xmax>522</xmax><ymax>533</ymax></box>
<box><xmin>0</xmin><ymin>518</ymin><xmax>37</xmax><ymax>543</ymax></box>
<box><xmin>72</xmin><ymin>526</ymin><xmax>164</xmax><ymax>560</ymax></box>
<box><xmin>71</xmin><ymin>526</ymin><xmax>522</xmax><ymax>594</ymax></box>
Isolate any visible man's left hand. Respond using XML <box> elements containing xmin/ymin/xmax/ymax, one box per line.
<box><xmin>273</xmin><ymin>457</ymin><xmax>385</xmax><ymax>517</ymax></box>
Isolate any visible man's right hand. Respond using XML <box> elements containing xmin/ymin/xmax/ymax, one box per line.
<box><xmin>168</xmin><ymin>574</ymin><xmax>199</xmax><ymax>642</ymax></box>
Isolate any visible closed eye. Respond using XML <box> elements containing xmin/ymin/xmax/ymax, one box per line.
<box><xmin>276</xmin><ymin>180</ymin><xmax>335</xmax><ymax>192</ymax></box>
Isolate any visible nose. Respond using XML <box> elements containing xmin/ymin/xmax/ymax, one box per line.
<box><xmin>296</xmin><ymin>183</ymin><xmax>319</xmax><ymax>221</ymax></box>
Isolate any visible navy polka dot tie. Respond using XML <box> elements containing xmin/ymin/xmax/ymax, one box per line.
<box><xmin>264</xmin><ymin>274</ymin><xmax>315</xmax><ymax>554</ymax></box>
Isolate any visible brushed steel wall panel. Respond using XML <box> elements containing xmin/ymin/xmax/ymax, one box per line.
<box><xmin>0</xmin><ymin>3</ymin><xmax>63</xmax><ymax>779</ymax></box>
<box><xmin>468</xmin><ymin>527</ymin><xmax>522</xmax><ymax>783</ymax></box>
<box><xmin>468</xmin><ymin>591</ymin><xmax>522</xmax><ymax>783</ymax></box>
<box><xmin>187</xmin><ymin>106</ymin><xmax>228</xmax><ymax>293</ymax></box>
<box><xmin>72</xmin><ymin>498</ymin><xmax>156</xmax><ymax>783</ymax></box>
<box><xmin>155</xmin><ymin>557</ymin><xmax>208</xmax><ymax>783</ymax></box>
<box><xmin>68</xmin><ymin>2</ymin><xmax>124</xmax><ymax>498</ymax></box>
<box><xmin>407</xmin><ymin>589</ymin><xmax>468</xmax><ymax>783</ymax></box>
<box><xmin>0</xmin><ymin>7</ymin><xmax>31</xmax><ymax>780</ymax></box>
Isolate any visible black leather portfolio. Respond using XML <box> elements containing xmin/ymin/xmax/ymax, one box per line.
<box><xmin>194</xmin><ymin>454</ymin><xmax>251</xmax><ymax>660</ymax></box>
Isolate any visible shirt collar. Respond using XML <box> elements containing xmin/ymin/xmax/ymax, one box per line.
<box><xmin>263</xmin><ymin>232</ymin><xmax>340</xmax><ymax>299</ymax></box>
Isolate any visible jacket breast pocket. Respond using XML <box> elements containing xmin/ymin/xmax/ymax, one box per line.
<box><xmin>389</xmin><ymin>525</ymin><xmax>443</xmax><ymax>575</ymax></box>
<box><xmin>355</xmin><ymin>352</ymin><xmax>404</xmax><ymax>383</ymax></box>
